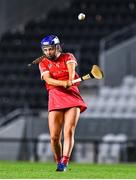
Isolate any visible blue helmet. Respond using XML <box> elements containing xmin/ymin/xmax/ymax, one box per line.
<box><xmin>41</xmin><ymin>35</ymin><xmax>60</xmax><ymax>47</ymax></box>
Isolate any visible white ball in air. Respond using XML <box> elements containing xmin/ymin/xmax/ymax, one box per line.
<box><xmin>78</xmin><ymin>13</ymin><xmax>85</xmax><ymax>20</ymax></box>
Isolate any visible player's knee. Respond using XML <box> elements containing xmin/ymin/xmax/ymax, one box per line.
<box><xmin>51</xmin><ymin>135</ymin><xmax>60</xmax><ymax>143</ymax></box>
<box><xmin>64</xmin><ymin>127</ymin><xmax>75</xmax><ymax>138</ymax></box>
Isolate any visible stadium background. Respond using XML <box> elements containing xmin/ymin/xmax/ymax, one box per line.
<box><xmin>0</xmin><ymin>0</ymin><xmax>136</xmax><ymax>163</ymax></box>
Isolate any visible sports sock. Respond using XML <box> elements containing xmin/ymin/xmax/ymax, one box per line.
<box><xmin>61</xmin><ymin>155</ymin><xmax>70</xmax><ymax>165</ymax></box>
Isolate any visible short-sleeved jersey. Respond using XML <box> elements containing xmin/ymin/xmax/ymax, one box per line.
<box><xmin>39</xmin><ymin>53</ymin><xmax>79</xmax><ymax>91</ymax></box>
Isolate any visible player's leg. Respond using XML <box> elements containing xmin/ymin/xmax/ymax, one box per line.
<box><xmin>62</xmin><ymin>107</ymin><xmax>80</xmax><ymax>167</ymax></box>
<box><xmin>48</xmin><ymin>110</ymin><xmax>64</xmax><ymax>163</ymax></box>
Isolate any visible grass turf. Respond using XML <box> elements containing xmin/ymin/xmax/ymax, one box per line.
<box><xmin>0</xmin><ymin>161</ymin><xmax>136</xmax><ymax>179</ymax></box>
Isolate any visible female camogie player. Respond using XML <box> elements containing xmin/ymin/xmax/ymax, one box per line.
<box><xmin>38</xmin><ymin>35</ymin><xmax>87</xmax><ymax>171</ymax></box>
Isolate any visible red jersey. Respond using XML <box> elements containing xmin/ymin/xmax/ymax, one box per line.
<box><xmin>39</xmin><ymin>52</ymin><xmax>87</xmax><ymax>113</ymax></box>
<box><xmin>39</xmin><ymin>53</ymin><xmax>79</xmax><ymax>91</ymax></box>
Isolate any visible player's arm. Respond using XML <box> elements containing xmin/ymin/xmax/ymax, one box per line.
<box><xmin>42</xmin><ymin>71</ymin><xmax>72</xmax><ymax>88</ymax></box>
<box><xmin>67</xmin><ymin>62</ymin><xmax>76</xmax><ymax>81</ymax></box>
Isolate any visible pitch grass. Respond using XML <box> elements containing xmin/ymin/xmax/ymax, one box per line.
<box><xmin>0</xmin><ymin>161</ymin><xmax>136</xmax><ymax>179</ymax></box>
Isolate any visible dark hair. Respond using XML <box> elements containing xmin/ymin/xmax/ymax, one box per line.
<box><xmin>27</xmin><ymin>55</ymin><xmax>46</xmax><ymax>67</ymax></box>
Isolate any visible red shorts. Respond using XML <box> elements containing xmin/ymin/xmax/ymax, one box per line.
<box><xmin>48</xmin><ymin>86</ymin><xmax>87</xmax><ymax>113</ymax></box>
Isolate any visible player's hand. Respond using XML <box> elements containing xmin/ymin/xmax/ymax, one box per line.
<box><xmin>61</xmin><ymin>80</ymin><xmax>73</xmax><ymax>88</ymax></box>
<box><xmin>62</xmin><ymin>80</ymin><xmax>72</xmax><ymax>88</ymax></box>
<box><xmin>61</xmin><ymin>81</ymin><xmax>68</xmax><ymax>88</ymax></box>
<box><xmin>66</xmin><ymin>80</ymin><xmax>73</xmax><ymax>88</ymax></box>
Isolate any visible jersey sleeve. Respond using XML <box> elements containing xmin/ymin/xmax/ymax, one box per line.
<box><xmin>39</xmin><ymin>60</ymin><xmax>49</xmax><ymax>80</ymax></box>
<box><xmin>65</xmin><ymin>53</ymin><xmax>77</xmax><ymax>66</ymax></box>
